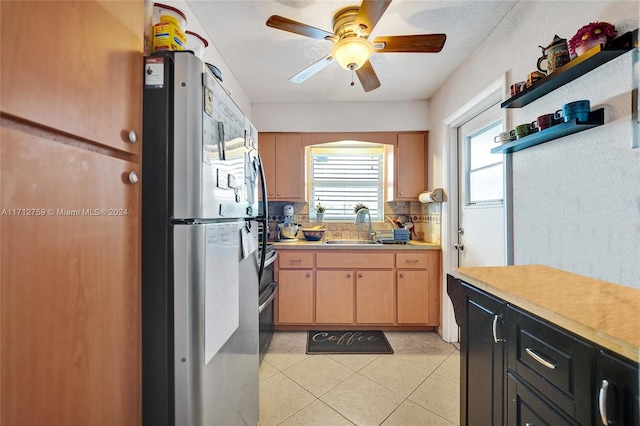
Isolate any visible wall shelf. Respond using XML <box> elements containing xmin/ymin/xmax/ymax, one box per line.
<box><xmin>501</xmin><ymin>31</ymin><xmax>636</xmax><ymax>109</ymax></box>
<box><xmin>491</xmin><ymin>108</ymin><xmax>604</xmax><ymax>154</ymax></box>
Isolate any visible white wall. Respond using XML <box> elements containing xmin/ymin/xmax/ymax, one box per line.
<box><xmin>251</xmin><ymin>100</ymin><xmax>429</xmax><ymax>132</ymax></box>
<box><xmin>430</xmin><ymin>1</ymin><xmax>639</xmax><ymax>288</ymax></box>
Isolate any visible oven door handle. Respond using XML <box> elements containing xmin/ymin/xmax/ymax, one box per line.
<box><xmin>264</xmin><ymin>250</ymin><xmax>278</xmax><ymax>268</ymax></box>
<box><xmin>258</xmin><ymin>282</ymin><xmax>278</xmax><ymax>314</ymax></box>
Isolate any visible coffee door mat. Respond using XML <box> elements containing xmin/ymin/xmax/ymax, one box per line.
<box><xmin>306</xmin><ymin>331</ymin><xmax>393</xmax><ymax>354</ymax></box>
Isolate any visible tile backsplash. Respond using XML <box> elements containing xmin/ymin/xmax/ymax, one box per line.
<box><xmin>266</xmin><ymin>201</ymin><xmax>441</xmax><ymax>244</ymax></box>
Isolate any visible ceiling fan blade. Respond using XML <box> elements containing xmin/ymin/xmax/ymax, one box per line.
<box><xmin>355</xmin><ymin>61</ymin><xmax>381</xmax><ymax>92</ymax></box>
<box><xmin>354</xmin><ymin>0</ymin><xmax>392</xmax><ymax>36</ymax></box>
<box><xmin>289</xmin><ymin>55</ymin><xmax>334</xmax><ymax>83</ymax></box>
<box><xmin>266</xmin><ymin>15</ymin><xmax>334</xmax><ymax>40</ymax></box>
<box><xmin>373</xmin><ymin>34</ymin><xmax>446</xmax><ymax>53</ymax></box>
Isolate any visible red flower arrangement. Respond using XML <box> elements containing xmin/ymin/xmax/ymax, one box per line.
<box><xmin>569</xmin><ymin>22</ymin><xmax>617</xmax><ymax>57</ymax></box>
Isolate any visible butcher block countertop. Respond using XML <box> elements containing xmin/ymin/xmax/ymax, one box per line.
<box><xmin>273</xmin><ymin>240</ymin><xmax>440</xmax><ymax>250</ymax></box>
<box><xmin>453</xmin><ymin>265</ymin><xmax>640</xmax><ymax>363</ymax></box>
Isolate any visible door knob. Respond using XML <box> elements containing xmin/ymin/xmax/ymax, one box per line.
<box><xmin>454</xmin><ymin>243</ymin><xmax>464</xmax><ymax>250</ymax></box>
<box><xmin>128</xmin><ymin>171</ymin><xmax>140</xmax><ymax>184</ymax></box>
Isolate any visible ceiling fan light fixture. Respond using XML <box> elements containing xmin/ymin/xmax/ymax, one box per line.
<box><xmin>331</xmin><ymin>36</ymin><xmax>374</xmax><ymax>71</ymax></box>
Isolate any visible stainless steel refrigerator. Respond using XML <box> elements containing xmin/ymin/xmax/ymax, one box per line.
<box><xmin>142</xmin><ymin>51</ymin><xmax>267</xmax><ymax>426</ymax></box>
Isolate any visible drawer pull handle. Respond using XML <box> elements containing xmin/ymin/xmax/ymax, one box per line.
<box><xmin>598</xmin><ymin>379</ymin><xmax>609</xmax><ymax>425</ymax></box>
<box><xmin>525</xmin><ymin>347</ymin><xmax>556</xmax><ymax>369</ymax></box>
<box><xmin>290</xmin><ymin>259</ymin><xmax>302</xmax><ymax>263</ymax></box>
<box><xmin>405</xmin><ymin>259</ymin><xmax>419</xmax><ymax>263</ymax></box>
<box><xmin>492</xmin><ymin>315</ymin><xmax>504</xmax><ymax>343</ymax></box>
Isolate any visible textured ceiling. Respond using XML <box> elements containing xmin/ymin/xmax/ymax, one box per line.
<box><xmin>185</xmin><ymin>0</ymin><xmax>518</xmax><ymax>104</ymax></box>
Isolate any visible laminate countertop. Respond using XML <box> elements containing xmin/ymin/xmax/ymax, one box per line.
<box><xmin>453</xmin><ymin>265</ymin><xmax>640</xmax><ymax>363</ymax></box>
<box><xmin>273</xmin><ymin>239</ymin><xmax>440</xmax><ymax>250</ymax></box>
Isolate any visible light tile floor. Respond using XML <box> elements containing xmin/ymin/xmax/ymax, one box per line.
<box><xmin>259</xmin><ymin>331</ymin><xmax>460</xmax><ymax>426</ymax></box>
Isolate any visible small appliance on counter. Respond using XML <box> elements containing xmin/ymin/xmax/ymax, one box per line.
<box><xmin>276</xmin><ymin>204</ymin><xmax>300</xmax><ymax>240</ymax></box>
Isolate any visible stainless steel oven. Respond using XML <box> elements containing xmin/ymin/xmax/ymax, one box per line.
<box><xmin>258</xmin><ymin>243</ymin><xmax>277</xmax><ymax>364</ymax></box>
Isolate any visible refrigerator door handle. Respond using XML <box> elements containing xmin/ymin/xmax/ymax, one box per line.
<box><xmin>257</xmin><ymin>155</ymin><xmax>269</xmax><ymax>283</ymax></box>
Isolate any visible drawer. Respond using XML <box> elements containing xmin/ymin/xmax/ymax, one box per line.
<box><xmin>316</xmin><ymin>252</ymin><xmax>394</xmax><ymax>269</ymax></box>
<box><xmin>507</xmin><ymin>372</ymin><xmax>576</xmax><ymax>426</ymax></box>
<box><xmin>507</xmin><ymin>306</ymin><xmax>594</xmax><ymax>424</ymax></box>
<box><xmin>395</xmin><ymin>253</ymin><xmax>429</xmax><ymax>269</ymax></box>
<box><xmin>278</xmin><ymin>251</ymin><xmax>314</xmax><ymax>268</ymax></box>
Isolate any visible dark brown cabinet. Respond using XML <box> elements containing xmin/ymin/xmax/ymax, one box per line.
<box><xmin>597</xmin><ymin>350</ymin><xmax>640</xmax><ymax>425</ymax></box>
<box><xmin>448</xmin><ymin>275</ymin><xmax>506</xmax><ymax>425</ymax></box>
<box><xmin>448</xmin><ymin>274</ymin><xmax>640</xmax><ymax>426</ymax></box>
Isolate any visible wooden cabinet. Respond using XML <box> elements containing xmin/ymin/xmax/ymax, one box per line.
<box><xmin>276</xmin><ymin>248</ymin><xmax>440</xmax><ymax>329</ymax></box>
<box><xmin>0</xmin><ymin>1</ymin><xmax>142</xmax><ymax>155</ymax></box>
<box><xmin>276</xmin><ymin>251</ymin><xmax>314</xmax><ymax>324</ymax></box>
<box><xmin>396</xmin><ymin>252</ymin><xmax>439</xmax><ymax>325</ymax></box>
<box><xmin>1</xmin><ymin>120</ymin><xmax>141</xmax><ymax>425</ymax></box>
<box><xmin>1</xmin><ymin>2</ymin><xmax>142</xmax><ymax>424</ymax></box>
<box><xmin>395</xmin><ymin>133</ymin><xmax>428</xmax><ymax>200</ymax></box>
<box><xmin>258</xmin><ymin>133</ymin><xmax>304</xmax><ymax>201</ymax></box>
<box><xmin>356</xmin><ymin>271</ymin><xmax>394</xmax><ymax>324</ymax></box>
<box><xmin>278</xmin><ymin>270</ymin><xmax>314</xmax><ymax>324</ymax></box>
<box><xmin>316</xmin><ymin>271</ymin><xmax>354</xmax><ymax>324</ymax></box>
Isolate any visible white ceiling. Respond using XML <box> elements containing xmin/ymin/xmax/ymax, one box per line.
<box><xmin>185</xmin><ymin>0</ymin><xmax>518</xmax><ymax>104</ymax></box>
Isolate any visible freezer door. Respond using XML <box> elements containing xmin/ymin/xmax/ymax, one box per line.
<box><xmin>170</xmin><ymin>52</ymin><xmax>259</xmax><ymax>220</ymax></box>
<box><xmin>173</xmin><ymin>221</ymin><xmax>259</xmax><ymax>426</ymax></box>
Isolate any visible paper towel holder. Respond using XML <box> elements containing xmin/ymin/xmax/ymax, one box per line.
<box><xmin>418</xmin><ymin>188</ymin><xmax>444</xmax><ymax>203</ymax></box>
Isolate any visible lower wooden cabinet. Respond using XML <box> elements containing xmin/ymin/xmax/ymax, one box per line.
<box><xmin>1</xmin><ymin>121</ymin><xmax>141</xmax><ymax>425</ymax></box>
<box><xmin>278</xmin><ymin>270</ymin><xmax>314</xmax><ymax>324</ymax></box>
<box><xmin>356</xmin><ymin>271</ymin><xmax>394</xmax><ymax>324</ymax></box>
<box><xmin>316</xmin><ymin>270</ymin><xmax>354</xmax><ymax>324</ymax></box>
<box><xmin>276</xmin><ymin>249</ymin><xmax>440</xmax><ymax>328</ymax></box>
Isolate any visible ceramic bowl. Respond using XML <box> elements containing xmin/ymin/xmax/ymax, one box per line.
<box><xmin>301</xmin><ymin>228</ymin><xmax>325</xmax><ymax>241</ymax></box>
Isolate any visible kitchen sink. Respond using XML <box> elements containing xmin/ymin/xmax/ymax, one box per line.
<box><xmin>324</xmin><ymin>239</ymin><xmax>380</xmax><ymax>245</ymax></box>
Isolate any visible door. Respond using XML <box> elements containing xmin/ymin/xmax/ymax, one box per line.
<box><xmin>456</xmin><ymin>102</ymin><xmax>506</xmax><ymax>267</ymax></box>
<box><xmin>463</xmin><ymin>283</ymin><xmax>506</xmax><ymax>425</ymax></box>
<box><xmin>172</xmin><ymin>221</ymin><xmax>259</xmax><ymax>426</ymax></box>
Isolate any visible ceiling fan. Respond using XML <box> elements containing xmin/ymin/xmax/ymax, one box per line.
<box><xmin>266</xmin><ymin>0</ymin><xmax>446</xmax><ymax>92</ymax></box>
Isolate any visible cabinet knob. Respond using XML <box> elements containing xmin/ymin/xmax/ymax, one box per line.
<box><xmin>347</xmin><ymin>273</ymin><xmax>352</xmax><ymax>278</ymax></box>
<box><xmin>306</xmin><ymin>272</ymin><xmax>311</xmax><ymax>278</ymax></box>
<box><xmin>399</xmin><ymin>273</ymin><xmax>404</xmax><ymax>278</ymax></box>
<box><xmin>277</xmin><ymin>192</ymin><xmax>281</xmax><ymax>196</ymax></box>
<box><xmin>128</xmin><ymin>130</ymin><xmax>139</xmax><ymax>143</ymax></box>
<box><xmin>399</xmin><ymin>192</ymin><xmax>404</xmax><ymax>196</ymax></box>
<box><xmin>358</xmin><ymin>273</ymin><xmax>363</xmax><ymax>278</ymax></box>
<box><xmin>269</xmin><ymin>192</ymin><xmax>274</xmax><ymax>196</ymax></box>
<box><xmin>128</xmin><ymin>171</ymin><xmax>140</xmax><ymax>184</ymax></box>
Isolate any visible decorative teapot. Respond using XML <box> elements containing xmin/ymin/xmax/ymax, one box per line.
<box><xmin>537</xmin><ymin>35</ymin><xmax>570</xmax><ymax>75</ymax></box>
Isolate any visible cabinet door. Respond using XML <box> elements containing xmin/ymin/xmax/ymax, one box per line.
<box><xmin>258</xmin><ymin>133</ymin><xmax>276</xmax><ymax>200</ymax></box>
<box><xmin>277</xmin><ymin>270</ymin><xmax>314</xmax><ymax>324</ymax></box>
<box><xmin>316</xmin><ymin>271</ymin><xmax>354</xmax><ymax>324</ymax></box>
<box><xmin>273</xmin><ymin>134</ymin><xmax>303</xmax><ymax>200</ymax></box>
<box><xmin>597</xmin><ymin>351</ymin><xmax>640</xmax><ymax>426</ymax></box>
<box><xmin>396</xmin><ymin>133</ymin><xmax>427</xmax><ymax>200</ymax></box>
<box><xmin>356</xmin><ymin>271</ymin><xmax>394</xmax><ymax>324</ymax></box>
<box><xmin>462</xmin><ymin>282</ymin><xmax>506</xmax><ymax>426</ymax></box>
<box><xmin>0</xmin><ymin>1</ymin><xmax>143</xmax><ymax>154</ymax></box>
<box><xmin>1</xmin><ymin>125</ymin><xmax>141</xmax><ymax>425</ymax></box>
<box><xmin>397</xmin><ymin>270</ymin><xmax>429</xmax><ymax>324</ymax></box>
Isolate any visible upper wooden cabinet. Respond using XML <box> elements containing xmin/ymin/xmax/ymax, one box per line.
<box><xmin>0</xmin><ymin>1</ymin><xmax>143</xmax><ymax>155</ymax></box>
<box><xmin>395</xmin><ymin>133</ymin><xmax>428</xmax><ymax>200</ymax></box>
<box><xmin>259</xmin><ymin>133</ymin><xmax>304</xmax><ymax>201</ymax></box>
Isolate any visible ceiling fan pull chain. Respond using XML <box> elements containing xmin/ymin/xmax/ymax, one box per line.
<box><xmin>351</xmin><ymin>69</ymin><xmax>355</xmax><ymax>87</ymax></box>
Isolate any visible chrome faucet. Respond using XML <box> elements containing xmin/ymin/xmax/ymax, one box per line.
<box><xmin>354</xmin><ymin>208</ymin><xmax>376</xmax><ymax>241</ymax></box>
